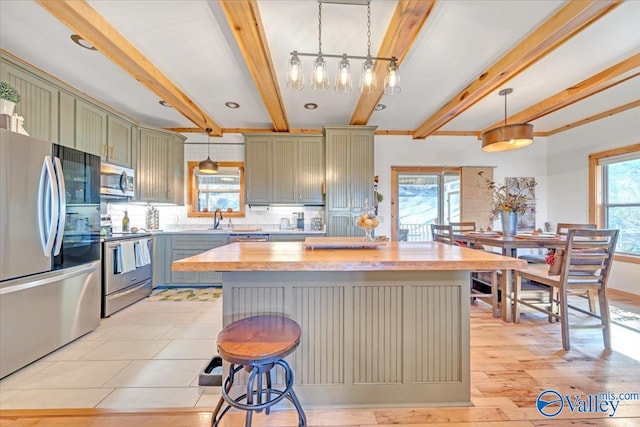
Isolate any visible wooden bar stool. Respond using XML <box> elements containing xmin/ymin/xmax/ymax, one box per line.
<box><xmin>211</xmin><ymin>315</ymin><xmax>306</xmax><ymax>427</ymax></box>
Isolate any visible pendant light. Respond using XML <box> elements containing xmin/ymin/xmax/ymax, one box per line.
<box><xmin>199</xmin><ymin>128</ymin><xmax>218</xmax><ymax>174</ymax></box>
<box><xmin>481</xmin><ymin>88</ymin><xmax>534</xmax><ymax>152</ymax></box>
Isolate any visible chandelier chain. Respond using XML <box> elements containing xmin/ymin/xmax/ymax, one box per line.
<box><xmin>318</xmin><ymin>2</ymin><xmax>323</xmax><ymax>54</ymax></box>
<box><xmin>366</xmin><ymin>1</ymin><xmax>371</xmax><ymax>57</ymax></box>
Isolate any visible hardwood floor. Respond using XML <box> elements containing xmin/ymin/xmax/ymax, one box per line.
<box><xmin>1</xmin><ymin>295</ymin><xmax>639</xmax><ymax>426</ymax></box>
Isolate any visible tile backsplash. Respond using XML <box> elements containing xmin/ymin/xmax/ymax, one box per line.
<box><xmin>106</xmin><ymin>202</ymin><xmax>324</xmax><ymax>232</ymax></box>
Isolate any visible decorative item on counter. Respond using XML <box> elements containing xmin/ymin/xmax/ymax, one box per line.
<box><xmin>479</xmin><ymin>171</ymin><xmax>536</xmax><ymax>237</ymax></box>
<box><xmin>357</xmin><ymin>199</ymin><xmax>380</xmax><ymax>241</ymax></box>
<box><xmin>296</xmin><ymin>212</ymin><xmax>304</xmax><ymax>230</ymax></box>
<box><xmin>0</xmin><ymin>81</ymin><xmax>21</xmax><ymax>116</ymax></box>
<box><xmin>122</xmin><ymin>209</ymin><xmax>130</xmax><ymax>232</ymax></box>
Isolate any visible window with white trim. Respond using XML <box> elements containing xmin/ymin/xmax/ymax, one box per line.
<box><xmin>599</xmin><ymin>151</ymin><xmax>640</xmax><ymax>256</ymax></box>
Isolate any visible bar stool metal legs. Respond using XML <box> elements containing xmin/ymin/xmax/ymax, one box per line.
<box><xmin>211</xmin><ymin>359</ymin><xmax>306</xmax><ymax>427</ymax></box>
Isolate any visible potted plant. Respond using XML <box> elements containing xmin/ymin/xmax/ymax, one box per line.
<box><xmin>0</xmin><ymin>81</ymin><xmax>21</xmax><ymax>116</ymax></box>
<box><xmin>479</xmin><ymin>171</ymin><xmax>536</xmax><ymax>236</ymax></box>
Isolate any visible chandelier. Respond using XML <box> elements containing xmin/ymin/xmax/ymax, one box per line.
<box><xmin>286</xmin><ymin>0</ymin><xmax>400</xmax><ymax>95</ymax></box>
<box><xmin>481</xmin><ymin>88</ymin><xmax>534</xmax><ymax>152</ymax></box>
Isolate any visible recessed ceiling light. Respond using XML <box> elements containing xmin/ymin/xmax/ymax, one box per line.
<box><xmin>70</xmin><ymin>34</ymin><xmax>96</xmax><ymax>51</ymax></box>
<box><xmin>159</xmin><ymin>100</ymin><xmax>172</xmax><ymax>108</ymax></box>
<box><xmin>304</xmin><ymin>103</ymin><xmax>318</xmax><ymax>110</ymax></box>
<box><xmin>225</xmin><ymin>102</ymin><xmax>240</xmax><ymax>109</ymax></box>
<box><xmin>374</xmin><ymin>104</ymin><xmax>386</xmax><ymax>111</ymax></box>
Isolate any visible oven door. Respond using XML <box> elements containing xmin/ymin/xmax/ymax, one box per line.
<box><xmin>103</xmin><ymin>238</ymin><xmax>153</xmax><ymax>295</ymax></box>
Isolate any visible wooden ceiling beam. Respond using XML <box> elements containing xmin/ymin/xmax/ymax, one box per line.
<box><xmin>219</xmin><ymin>1</ymin><xmax>289</xmax><ymax>132</ymax></box>
<box><xmin>349</xmin><ymin>1</ymin><xmax>435</xmax><ymax>126</ymax></box>
<box><xmin>480</xmin><ymin>54</ymin><xmax>640</xmax><ymax>136</ymax></box>
<box><xmin>36</xmin><ymin>0</ymin><xmax>222</xmax><ymax>136</ymax></box>
<box><xmin>412</xmin><ymin>0</ymin><xmax>622</xmax><ymax>139</ymax></box>
<box><xmin>543</xmin><ymin>99</ymin><xmax>640</xmax><ymax>136</ymax></box>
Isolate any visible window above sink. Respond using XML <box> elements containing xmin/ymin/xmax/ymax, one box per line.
<box><xmin>187</xmin><ymin>161</ymin><xmax>245</xmax><ymax>218</ymax></box>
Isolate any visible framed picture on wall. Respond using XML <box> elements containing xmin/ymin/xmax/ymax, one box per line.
<box><xmin>506</xmin><ymin>177</ymin><xmax>536</xmax><ymax>231</ymax></box>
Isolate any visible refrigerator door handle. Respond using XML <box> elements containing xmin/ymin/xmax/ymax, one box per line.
<box><xmin>37</xmin><ymin>156</ymin><xmax>59</xmax><ymax>256</ymax></box>
<box><xmin>53</xmin><ymin>157</ymin><xmax>66</xmax><ymax>256</ymax></box>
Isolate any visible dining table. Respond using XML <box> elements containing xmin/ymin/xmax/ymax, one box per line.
<box><xmin>453</xmin><ymin>231</ymin><xmax>567</xmax><ymax>322</ymax></box>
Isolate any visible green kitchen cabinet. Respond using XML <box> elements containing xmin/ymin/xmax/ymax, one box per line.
<box><xmin>245</xmin><ymin>136</ymin><xmax>272</xmax><ymax>204</ymax></box>
<box><xmin>75</xmin><ymin>99</ymin><xmax>107</xmax><ymax>157</ymax></box>
<box><xmin>245</xmin><ymin>134</ymin><xmax>325</xmax><ymax>205</ymax></box>
<box><xmin>106</xmin><ymin>115</ymin><xmax>133</xmax><ymax>167</ymax></box>
<box><xmin>152</xmin><ymin>234</ymin><xmax>168</xmax><ymax>287</ymax></box>
<box><xmin>324</xmin><ymin>126</ymin><xmax>376</xmax><ymax>237</ymax></box>
<box><xmin>1</xmin><ymin>59</ymin><xmax>59</xmax><ymax>143</ymax></box>
<box><xmin>268</xmin><ymin>233</ymin><xmax>325</xmax><ymax>242</ymax></box>
<box><xmin>137</xmin><ymin>128</ymin><xmax>185</xmax><ymax>204</ymax></box>
<box><xmin>166</xmin><ymin>234</ymin><xmax>229</xmax><ymax>285</ymax></box>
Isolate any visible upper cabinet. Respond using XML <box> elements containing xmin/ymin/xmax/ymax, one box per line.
<box><xmin>137</xmin><ymin>128</ymin><xmax>185</xmax><ymax>205</ymax></box>
<box><xmin>75</xmin><ymin>99</ymin><xmax>107</xmax><ymax>157</ymax></box>
<box><xmin>106</xmin><ymin>115</ymin><xmax>133</xmax><ymax>167</ymax></box>
<box><xmin>324</xmin><ymin>126</ymin><xmax>376</xmax><ymax>237</ymax></box>
<box><xmin>245</xmin><ymin>134</ymin><xmax>325</xmax><ymax>205</ymax></box>
<box><xmin>0</xmin><ymin>59</ymin><xmax>59</xmax><ymax>143</ymax></box>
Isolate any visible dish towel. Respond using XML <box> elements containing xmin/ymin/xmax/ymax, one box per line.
<box><xmin>135</xmin><ymin>239</ymin><xmax>151</xmax><ymax>267</ymax></box>
<box><xmin>120</xmin><ymin>241</ymin><xmax>137</xmax><ymax>273</ymax></box>
<box><xmin>114</xmin><ymin>246</ymin><xmax>123</xmax><ymax>274</ymax></box>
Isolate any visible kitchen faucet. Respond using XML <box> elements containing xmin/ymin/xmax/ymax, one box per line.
<box><xmin>213</xmin><ymin>208</ymin><xmax>223</xmax><ymax>230</ymax></box>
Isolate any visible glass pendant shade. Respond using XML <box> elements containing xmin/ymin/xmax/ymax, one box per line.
<box><xmin>335</xmin><ymin>54</ymin><xmax>352</xmax><ymax>93</ymax></box>
<box><xmin>359</xmin><ymin>56</ymin><xmax>377</xmax><ymax>94</ymax></box>
<box><xmin>383</xmin><ymin>58</ymin><xmax>401</xmax><ymax>95</ymax></box>
<box><xmin>286</xmin><ymin>52</ymin><xmax>304</xmax><ymax>90</ymax></box>
<box><xmin>311</xmin><ymin>54</ymin><xmax>329</xmax><ymax>91</ymax></box>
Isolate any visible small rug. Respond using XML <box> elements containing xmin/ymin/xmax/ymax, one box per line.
<box><xmin>148</xmin><ymin>287</ymin><xmax>222</xmax><ymax>302</ymax></box>
<box><xmin>609</xmin><ymin>305</ymin><xmax>640</xmax><ymax>333</ymax></box>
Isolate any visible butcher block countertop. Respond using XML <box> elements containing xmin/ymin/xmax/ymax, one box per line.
<box><xmin>171</xmin><ymin>241</ymin><xmax>527</xmax><ymax>272</ymax></box>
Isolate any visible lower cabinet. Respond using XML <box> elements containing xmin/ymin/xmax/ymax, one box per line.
<box><xmin>153</xmin><ymin>233</ymin><xmax>229</xmax><ymax>287</ymax></box>
<box><xmin>269</xmin><ymin>233</ymin><xmax>325</xmax><ymax>242</ymax></box>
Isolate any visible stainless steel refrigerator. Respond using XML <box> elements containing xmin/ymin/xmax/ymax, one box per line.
<box><xmin>0</xmin><ymin>129</ymin><xmax>102</xmax><ymax>379</ymax></box>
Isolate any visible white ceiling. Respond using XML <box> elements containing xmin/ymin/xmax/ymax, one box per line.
<box><xmin>0</xmin><ymin>0</ymin><xmax>638</xmax><ymax>136</ymax></box>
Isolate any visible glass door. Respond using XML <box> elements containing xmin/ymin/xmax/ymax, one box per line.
<box><xmin>392</xmin><ymin>167</ymin><xmax>460</xmax><ymax>241</ymax></box>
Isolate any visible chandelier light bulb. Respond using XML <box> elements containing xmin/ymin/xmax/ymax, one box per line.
<box><xmin>312</xmin><ymin>54</ymin><xmax>329</xmax><ymax>91</ymax></box>
<box><xmin>359</xmin><ymin>56</ymin><xmax>377</xmax><ymax>94</ymax></box>
<box><xmin>286</xmin><ymin>51</ymin><xmax>304</xmax><ymax>90</ymax></box>
<box><xmin>383</xmin><ymin>57</ymin><xmax>401</xmax><ymax>95</ymax></box>
<box><xmin>335</xmin><ymin>54</ymin><xmax>352</xmax><ymax>93</ymax></box>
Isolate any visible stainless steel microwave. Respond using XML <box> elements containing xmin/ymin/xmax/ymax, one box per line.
<box><xmin>100</xmin><ymin>162</ymin><xmax>135</xmax><ymax>198</ymax></box>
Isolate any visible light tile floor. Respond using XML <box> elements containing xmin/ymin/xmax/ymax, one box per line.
<box><xmin>0</xmin><ymin>297</ymin><xmax>223</xmax><ymax>409</ymax></box>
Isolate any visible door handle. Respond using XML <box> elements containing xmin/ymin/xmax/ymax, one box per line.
<box><xmin>38</xmin><ymin>156</ymin><xmax>58</xmax><ymax>256</ymax></box>
<box><xmin>52</xmin><ymin>156</ymin><xmax>66</xmax><ymax>256</ymax></box>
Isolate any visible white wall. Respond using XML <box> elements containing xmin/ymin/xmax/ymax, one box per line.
<box><xmin>373</xmin><ymin>134</ymin><xmax>549</xmax><ymax>236</ymax></box>
<box><xmin>546</xmin><ymin>108</ymin><xmax>640</xmax><ymax>296</ymax></box>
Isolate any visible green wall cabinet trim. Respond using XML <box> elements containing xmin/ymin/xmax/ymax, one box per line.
<box><xmin>245</xmin><ymin>134</ymin><xmax>325</xmax><ymax>205</ymax></box>
<box><xmin>58</xmin><ymin>92</ymin><xmax>75</xmax><ymax>148</ymax></box>
<box><xmin>137</xmin><ymin>128</ymin><xmax>185</xmax><ymax>204</ymax></box>
<box><xmin>324</xmin><ymin>126</ymin><xmax>376</xmax><ymax>237</ymax></box>
<box><xmin>1</xmin><ymin>60</ymin><xmax>59</xmax><ymax>143</ymax></box>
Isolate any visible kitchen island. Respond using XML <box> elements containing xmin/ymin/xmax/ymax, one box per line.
<box><xmin>172</xmin><ymin>241</ymin><xmax>525</xmax><ymax>408</ymax></box>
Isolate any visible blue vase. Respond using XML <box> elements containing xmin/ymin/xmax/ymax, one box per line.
<box><xmin>500</xmin><ymin>211</ymin><xmax>517</xmax><ymax>237</ymax></box>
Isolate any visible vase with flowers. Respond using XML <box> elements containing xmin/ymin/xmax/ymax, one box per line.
<box><xmin>478</xmin><ymin>171</ymin><xmax>536</xmax><ymax>237</ymax></box>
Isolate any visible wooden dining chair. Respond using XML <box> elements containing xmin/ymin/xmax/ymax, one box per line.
<box><xmin>449</xmin><ymin>222</ymin><xmax>476</xmax><ymax>232</ymax></box>
<box><xmin>430</xmin><ymin>224</ymin><xmax>455</xmax><ymax>244</ymax></box>
<box><xmin>432</xmin><ymin>224</ymin><xmax>500</xmax><ymax>317</ymax></box>
<box><xmin>514</xmin><ymin>229</ymin><xmax>618</xmax><ymax>350</ymax></box>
